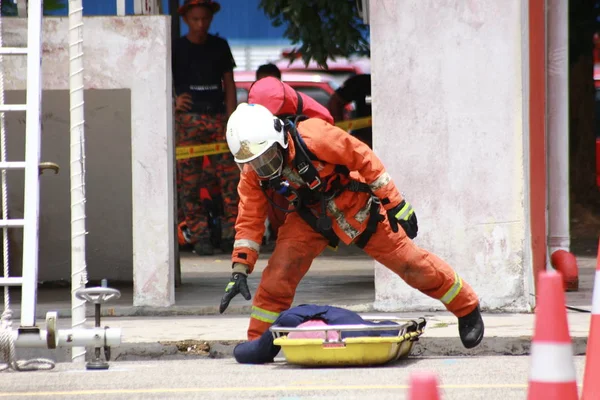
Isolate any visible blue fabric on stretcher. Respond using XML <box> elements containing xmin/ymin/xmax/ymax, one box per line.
<box><xmin>233</xmin><ymin>304</ymin><xmax>401</xmax><ymax>364</ymax></box>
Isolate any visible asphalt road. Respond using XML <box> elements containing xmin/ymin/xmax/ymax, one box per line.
<box><xmin>0</xmin><ymin>356</ymin><xmax>587</xmax><ymax>400</ymax></box>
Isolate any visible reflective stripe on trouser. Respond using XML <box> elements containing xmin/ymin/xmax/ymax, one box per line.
<box><xmin>250</xmin><ymin>306</ymin><xmax>280</xmax><ymax>324</ymax></box>
<box><xmin>248</xmin><ymin>212</ymin><xmax>329</xmax><ymax>340</ymax></box>
<box><xmin>175</xmin><ymin>112</ymin><xmax>240</xmax><ymax>242</ymax></box>
<box><xmin>362</xmin><ymin>205</ymin><xmax>479</xmax><ymax>318</ymax></box>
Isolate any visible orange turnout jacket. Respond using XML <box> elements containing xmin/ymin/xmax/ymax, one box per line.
<box><xmin>231</xmin><ymin>117</ymin><xmax>403</xmax><ymax>273</ymax></box>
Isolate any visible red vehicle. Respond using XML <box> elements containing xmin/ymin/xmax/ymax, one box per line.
<box><xmin>274</xmin><ymin>54</ymin><xmax>370</xmax><ymax>87</ymax></box>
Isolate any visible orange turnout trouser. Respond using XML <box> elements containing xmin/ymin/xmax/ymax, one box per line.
<box><xmin>248</xmin><ymin>207</ymin><xmax>480</xmax><ymax>340</ymax></box>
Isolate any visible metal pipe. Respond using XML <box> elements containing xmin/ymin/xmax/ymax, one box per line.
<box><xmin>20</xmin><ymin>0</ymin><xmax>43</xmax><ymax>329</ymax></box>
<box><xmin>68</xmin><ymin>0</ymin><xmax>88</xmax><ymax>363</ymax></box>
<box><xmin>57</xmin><ymin>328</ymin><xmax>121</xmax><ymax>348</ymax></box>
<box><xmin>546</xmin><ymin>0</ymin><xmax>570</xmax><ymax>255</ymax></box>
<box><xmin>12</xmin><ymin>328</ymin><xmax>122</xmax><ymax>348</ymax></box>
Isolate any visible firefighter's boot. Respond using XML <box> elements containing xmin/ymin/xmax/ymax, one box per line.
<box><xmin>458</xmin><ymin>304</ymin><xmax>484</xmax><ymax>349</ymax></box>
<box><xmin>194</xmin><ymin>239</ymin><xmax>215</xmax><ymax>256</ymax></box>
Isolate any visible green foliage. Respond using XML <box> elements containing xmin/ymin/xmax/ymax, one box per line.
<box><xmin>1</xmin><ymin>0</ymin><xmax>17</xmax><ymax>15</ymax></box>
<box><xmin>43</xmin><ymin>0</ymin><xmax>67</xmax><ymax>13</ymax></box>
<box><xmin>259</xmin><ymin>0</ymin><xmax>370</xmax><ymax>68</ymax></box>
<box><xmin>1</xmin><ymin>0</ymin><xmax>67</xmax><ymax>16</ymax></box>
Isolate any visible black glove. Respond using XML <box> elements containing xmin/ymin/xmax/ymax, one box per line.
<box><xmin>386</xmin><ymin>199</ymin><xmax>418</xmax><ymax>239</ymax></box>
<box><xmin>219</xmin><ymin>272</ymin><xmax>251</xmax><ymax>314</ymax></box>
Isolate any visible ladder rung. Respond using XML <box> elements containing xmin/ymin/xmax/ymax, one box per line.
<box><xmin>0</xmin><ymin>47</ymin><xmax>28</xmax><ymax>55</ymax></box>
<box><xmin>0</xmin><ymin>277</ymin><xmax>23</xmax><ymax>286</ymax></box>
<box><xmin>0</xmin><ymin>104</ymin><xmax>27</xmax><ymax>112</ymax></box>
<box><xmin>0</xmin><ymin>162</ymin><xmax>26</xmax><ymax>170</ymax></box>
<box><xmin>0</xmin><ymin>219</ymin><xmax>25</xmax><ymax>228</ymax></box>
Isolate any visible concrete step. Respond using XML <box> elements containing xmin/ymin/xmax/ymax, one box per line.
<box><xmin>8</xmin><ymin>311</ymin><xmax>591</xmax><ymax>363</ymax></box>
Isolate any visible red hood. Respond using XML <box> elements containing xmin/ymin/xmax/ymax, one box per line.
<box><xmin>248</xmin><ymin>77</ymin><xmax>334</xmax><ymax>124</ymax></box>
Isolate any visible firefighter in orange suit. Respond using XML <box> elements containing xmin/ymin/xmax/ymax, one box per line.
<box><xmin>219</xmin><ymin>103</ymin><xmax>485</xmax><ymax>349</ymax></box>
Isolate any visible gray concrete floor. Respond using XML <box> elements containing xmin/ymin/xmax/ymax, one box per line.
<box><xmin>0</xmin><ymin>356</ymin><xmax>589</xmax><ymax>400</ymax></box>
<box><xmin>2</xmin><ymin>244</ymin><xmax>377</xmax><ymax>318</ymax></box>
<box><xmin>1</xmin><ymin>240</ymin><xmax>597</xmax><ymax>318</ymax></box>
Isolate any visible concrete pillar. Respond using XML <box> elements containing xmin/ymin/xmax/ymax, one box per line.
<box><xmin>369</xmin><ymin>0</ymin><xmax>533</xmax><ymax>312</ymax></box>
<box><xmin>4</xmin><ymin>16</ymin><xmax>175</xmax><ymax>307</ymax></box>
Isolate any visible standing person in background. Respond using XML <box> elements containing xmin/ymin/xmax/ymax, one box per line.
<box><xmin>327</xmin><ymin>74</ymin><xmax>372</xmax><ymax>148</ymax></box>
<box><xmin>172</xmin><ymin>0</ymin><xmax>239</xmax><ymax>256</ymax></box>
<box><xmin>255</xmin><ymin>63</ymin><xmax>281</xmax><ymax>81</ymax></box>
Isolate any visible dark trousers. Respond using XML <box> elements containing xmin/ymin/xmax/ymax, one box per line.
<box><xmin>175</xmin><ymin>112</ymin><xmax>240</xmax><ymax>243</ymax></box>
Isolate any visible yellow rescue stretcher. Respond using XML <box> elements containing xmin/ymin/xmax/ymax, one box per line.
<box><xmin>269</xmin><ymin>316</ymin><xmax>427</xmax><ymax>367</ymax></box>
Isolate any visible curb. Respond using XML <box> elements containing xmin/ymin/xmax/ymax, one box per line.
<box><xmin>12</xmin><ymin>336</ymin><xmax>589</xmax><ymax>364</ymax></box>
<box><xmin>109</xmin><ymin>335</ymin><xmax>591</xmax><ymax>361</ymax></box>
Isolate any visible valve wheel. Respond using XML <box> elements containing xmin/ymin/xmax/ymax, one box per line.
<box><xmin>75</xmin><ymin>287</ymin><xmax>121</xmax><ymax>304</ymax></box>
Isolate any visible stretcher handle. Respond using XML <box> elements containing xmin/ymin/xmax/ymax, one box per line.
<box><xmin>361</xmin><ymin>315</ymin><xmax>418</xmax><ymax>322</ymax></box>
<box><xmin>269</xmin><ymin>323</ymin><xmax>408</xmax><ymax>332</ymax></box>
<box><xmin>361</xmin><ymin>316</ymin><xmax>427</xmax><ymax>326</ymax></box>
<box><xmin>269</xmin><ymin>322</ymin><xmax>409</xmax><ymax>339</ymax></box>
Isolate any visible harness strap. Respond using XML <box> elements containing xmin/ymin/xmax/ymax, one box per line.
<box><xmin>324</xmin><ymin>176</ymin><xmax>372</xmax><ymax>199</ymax></box>
<box><xmin>354</xmin><ymin>199</ymin><xmax>385</xmax><ymax>249</ymax></box>
<box><xmin>295</xmin><ymin>90</ymin><xmax>304</xmax><ymax>115</ymax></box>
<box><xmin>296</xmin><ymin>205</ymin><xmax>340</xmax><ymax>249</ymax></box>
<box><xmin>296</xmin><ymin>197</ymin><xmax>383</xmax><ymax>251</ymax></box>
<box><xmin>292</xmin><ymin>129</ymin><xmax>322</xmax><ymax>191</ymax></box>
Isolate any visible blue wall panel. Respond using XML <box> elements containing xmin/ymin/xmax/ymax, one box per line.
<box><xmin>175</xmin><ymin>0</ymin><xmax>288</xmax><ymax>43</ymax></box>
<box><xmin>46</xmin><ymin>0</ymin><xmax>289</xmax><ymax>43</ymax></box>
<box><xmin>45</xmin><ymin>0</ymin><xmax>135</xmax><ymax>16</ymax></box>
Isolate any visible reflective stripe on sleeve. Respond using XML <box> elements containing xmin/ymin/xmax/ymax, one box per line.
<box><xmin>369</xmin><ymin>172</ymin><xmax>391</xmax><ymax>192</ymax></box>
<box><xmin>234</xmin><ymin>239</ymin><xmax>260</xmax><ymax>252</ymax></box>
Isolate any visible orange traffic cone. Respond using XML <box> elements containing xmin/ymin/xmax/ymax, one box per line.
<box><xmin>408</xmin><ymin>372</ymin><xmax>441</xmax><ymax>400</ymax></box>
<box><xmin>527</xmin><ymin>270</ymin><xmax>579</xmax><ymax>400</ymax></box>
<box><xmin>582</xmin><ymin>238</ymin><xmax>600</xmax><ymax>399</ymax></box>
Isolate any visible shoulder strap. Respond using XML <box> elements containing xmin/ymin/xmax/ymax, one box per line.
<box><xmin>286</xmin><ymin>121</ymin><xmax>321</xmax><ymax>190</ymax></box>
<box><xmin>295</xmin><ymin>90</ymin><xmax>304</xmax><ymax>115</ymax></box>
<box><xmin>291</xmin><ymin>117</ymin><xmax>351</xmax><ymax>177</ymax></box>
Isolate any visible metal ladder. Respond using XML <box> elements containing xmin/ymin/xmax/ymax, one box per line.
<box><xmin>0</xmin><ymin>1</ymin><xmax>122</xmax><ymax>371</ymax></box>
<box><xmin>0</xmin><ymin>0</ymin><xmax>51</xmax><ymax>330</ymax></box>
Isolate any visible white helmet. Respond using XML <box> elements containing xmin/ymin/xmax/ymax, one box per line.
<box><xmin>226</xmin><ymin>103</ymin><xmax>288</xmax><ymax>178</ymax></box>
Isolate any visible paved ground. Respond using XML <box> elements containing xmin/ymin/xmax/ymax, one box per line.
<box><xmin>0</xmin><ymin>243</ymin><xmax>596</xmax><ymax>363</ymax></box>
<box><xmin>5</xmin><ymin>248</ymin><xmax>378</xmax><ymax>318</ymax></box>
<box><xmin>3</xmin><ymin>249</ymin><xmax>597</xmax><ymax>319</ymax></box>
<box><xmin>0</xmin><ymin>356</ymin><xmax>588</xmax><ymax>399</ymax></box>
<box><xmin>7</xmin><ymin>309</ymin><xmax>590</xmax><ymax>364</ymax></box>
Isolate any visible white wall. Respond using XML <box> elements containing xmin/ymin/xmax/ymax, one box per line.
<box><xmin>369</xmin><ymin>0</ymin><xmax>531</xmax><ymax>312</ymax></box>
<box><xmin>4</xmin><ymin>16</ymin><xmax>175</xmax><ymax>307</ymax></box>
